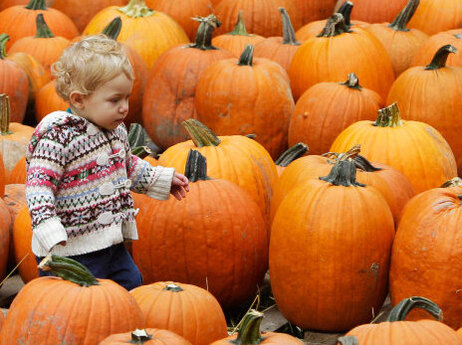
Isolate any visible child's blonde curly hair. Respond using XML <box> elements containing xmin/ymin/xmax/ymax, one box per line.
<box><xmin>52</xmin><ymin>34</ymin><xmax>134</xmax><ymax>101</ymax></box>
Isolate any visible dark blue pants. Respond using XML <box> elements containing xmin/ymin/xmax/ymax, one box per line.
<box><xmin>35</xmin><ymin>243</ymin><xmax>143</xmax><ymax>291</ymax></box>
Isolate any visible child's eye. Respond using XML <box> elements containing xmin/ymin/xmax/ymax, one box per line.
<box><xmin>109</xmin><ymin>99</ymin><xmax>119</xmax><ymax>103</ymax></box>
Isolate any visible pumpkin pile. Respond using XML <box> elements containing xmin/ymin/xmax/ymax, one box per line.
<box><xmin>3</xmin><ymin>0</ymin><xmax>462</xmax><ymax>343</ymax></box>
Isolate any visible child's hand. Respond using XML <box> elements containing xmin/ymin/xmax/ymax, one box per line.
<box><xmin>171</xmin><ymin>172</ymin><xmax>189</xmax><ymax>201</ymax></box>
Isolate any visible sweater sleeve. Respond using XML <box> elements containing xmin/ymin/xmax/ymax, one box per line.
<box><xmin>25</xmin><ymin>130</ymin><xmax>68</xmax><ymax>252</ymax></box>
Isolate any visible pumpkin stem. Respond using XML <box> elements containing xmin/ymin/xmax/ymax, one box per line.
<box><xmin>25</xmin><ymin>0</ymin><xmax>47</xmax><ymax>10</ymax></box>
<box><xmin>319</xmin><ymin>159</ymin><xmax>365</xmax><ymax>187</ymax></box>
<box><xmin>102</xmin><ymin>17</ymin><xmax>122</xmax><ymax>40</ymax></box>
<box><xmin>118</xmin><ymin>0</ymin><xmax>153</xmax><ymax>18</ymax></box>
<box><xmin>163</xmin><ymin>283</ymin><xmax>184</xmax><ymax>292</ymax></box>
<box><xmin>279</xmin><ymin>7</ymin><xmax>300</xmax><ymax>45</ymax></box>
<box><xmin>182</xmin><ymin>119</ymin><xmax>221</xmax><ymax>147</ymax></box>
<box><xmin>374</xmin><ymin>103</ymin><xmax>403</xmax><ymax>128</ymax></box>
<box><xmin>341</xmin><ymin>73</ymin><xmax>362</xmax><ymax>90</ymax></box>
<box><xmin>387</xmin><ymin>297</ymin><xmax>442</xmax><ymax>322</ymax></box>
<box><xmin>337</xmin><ymin>336</ymin><xmax>359</xmax><ymax>345</ymax></box>
<box><xmin>0</xmin><ymin>94</ymin><xmax>12</xmax><ymax>135</ymax></box>
<box><xmin>389</xmin><ymin>0</ymin><xmax>419</xmax><ymax>31</ymax></box>
<box><xmin>275</xmin><ymin>142</ymin><xmax>308</xmax><ymax>167</ymax></box>
<box><xmin>354</xmin><ymin>155</ymin><xmax>382</xmax><ymax>172</ymax></box>
<box><xmin>185</xmin><ymin>150</ymin><xmax>211</xmax><ymax>182</ymax></box>
<box><xmin>425</xmin><ymin>44</ymin><xmax>457</xmax><ymax>70</ymax></box>
<box><xmin>0</xmin><ymin>34</ymin><xmax>9</xmax><ymax>60</ymax></box>
<box><xmin>441</xmin><ymin>177</ymin><xmax>462</xmax><ymax>188</ymax></box>
<box><xmin>234</xmin><ymin>310</ymin><xmax>264</xmax><ymax>345</ymax></box>
<box><xmin>317</xmin><ymin>13</ymin><xmax>351</xmax><ymax>37</ymax></box>
<box><xmin>38</xmin><ymin>254</ymin><xmax>99</xmax><ymax>287</ymax></box>
<box><xmin>131</xmin><ymin>146</ymin><xmax>152</xmax><ymax>159</ymax></box>
<box><xmin>322</xmin><ymin>144</ymin><xmax>361</xmax><ymax>164</ymax></box>
<box><xmin>35</xmin><ymin>13</ymin><xmax>55</xmax><ymax>38</ymax></box>
<box><xmin>130</xmin><ymin>329</ymin><xmax>154</xmax><ymax>344</ymax></box>
<box><xmin>190</xmin><ymin>14</ymin><xmax>221</xmax><ymax>50</ymax></box>
<box><xmin>228</xmin><ymin>10</ymin><xmax>252</xmax><ymax>36</ymax></box>
<box><xmin>336</xmin><ymin>1</ymin><xmax>353</xmax><ymax>28</ymax></box>
<box><xmin>238</xmin><ymin>44</ymin><xmax>254</xmax><ymax>66</ymax></box>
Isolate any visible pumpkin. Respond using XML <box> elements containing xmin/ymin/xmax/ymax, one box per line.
<box><xmin>0</xmin><ymin>255</ymin><xmax>144</xmax><ymax>344</ymax></box>
<box><xmin>35</xmin><ymin>80</ymin><xmax>69</xmax><ymax>122</ymax></box>
<box><xmin>82</xmin><ymin>0</ymin><xmax>189</xmax><ymax>70</ymax></box>
<box><xmin>213</xmin><ymin>0</ymin><xmax>302</xmax><ymax>37</ymax></box>
<box><xmin>292</xmin><ymin>0</ymin><xmax>337</xmax><ymax>27</ymax></box>
<box><xmin>408</xmin><ymin>0</ymin><xmax>462</xmax><ymax>35</ymax></box>
<box><xmin>389</xmin><ymin>180</ymin><xmax>462</xmax><ymax>329</ymax></box>
<box><xmin>269</xmin><ymin>159</ymin><xmax>394</xmax><ymax>331</ymax></box>
<box><xmin>342</xmin><ymin>297</ymin><xmax>462</xmax><ymax>344</ymax></box>
<box><xmin>130</xmin><ymin>282</ymin><xmax>227</xmax><ymax>345</ymax></box>
<box><xmin>4</xmin><ymin>184</ymin><xmax>26</xmax><ymax>272</ymax></box>
<box><xmin>412</xmin><ymin>29</ymin><xmax>462</xmax><ymax>67</ymax></box>
<box><xmin>274</xmin><ymin>142</ymin><xmax>308</xmax><ymax>176</ymax></box>
<box><xmin>0</xmin><ymin>35</ymin><xmax>29</xmax><ymax>123</ymax></box>
<box><xmin>100</xmin><ymin>329</ymin><xmax>192</xmax><ymax>345</ymax></box>
<box><xmin>0</xmin><ymin>198</ymin><xmax>11</xmax><ymax>282</ymax></box>
<box><xmin>289</xmin><ymin>13</ymin><xmax>395</xmax><ymax>101</ymax></box>
<box><xmin>288</xmin><ymin>73</ymin><xmax>383</xmax><ymax>155</ymax></box>
<box><xmin>211</xmin><ymin>11</ymin><xmax>265</xmax><ymax>57</ymax></box>
<box><xmin>209</xmin><ymin>310</ymin><xmax>305</xmax><ymax>345</ymax></box>
<box><xmin>387</xmin><ymin>44</ymin><xmax>462</xmax><ymax>172</ymax></box>
<box><xmin>0</xmin><ymin>0</ymin><xmax>78</xmax><ymax>50</ymax></box>
<box><xmin>9</xmin><ymin>14</ymin><xmax>70</xmax><ymax>75</ymax></box>
<box><xmin>157</xmin><ymin>120</ymin><xmax>277</xmax><ymax>218</ymax></box>
<box><xmin>334</xmin><ymin>0</ymin><xmax>409</xmax><ymax>23</ymax></box>
<box><xmin>0</xmin><ymin>0</ymin><xmax>52</xmax><ymax>11</ymax></box>
<box><xmin>12</xmin><ymin>206</ymin><xmax>37</xmax><ymax>283</ymax></box>
<box><xmin>146</xmin><ymin>0</ymin><xmax>213</xmax><ymax>42</ymax></box>
<box><xmin>253</xmin><ymin>7</ymin><xmax>301</xmax><ymax>72</ymax></box>
<box><xmin>142</xmin><ymin>14</ymin><xmax>233</xmax><ymax>149</ymax></box>
<box><xmin>330</xmin><ymin>103</ymin><xmax>457</xmax><ymax>193</ymax></box>
<box><xmin>195</xmin><ymin>44</ymin><xmax>294</xmax><ymax>159</ymax></box>
<box><xmin>133</xmin><ymin>150</ymin><xmax>268</xmax><ymax>309</ymax></box>
<box><xmin>364</xmin><ymin>0</ymin><xmax>429</xmax><ymax>76</ymax></box>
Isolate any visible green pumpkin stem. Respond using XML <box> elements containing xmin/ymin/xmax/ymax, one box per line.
<box><xmin>279</xmin><ymin>7</ymin><xmax>300</xmax><ymax>45</ymax></box>
<box><xmin>234</xmin><ymin>310</ymin><xmax>264</xmax><ymax>345</ymax></box>
<box><xmin>0</xmin><ymin>34</ymin><xmax>8</xmax><ymax>60</ymax></box>
<box><xmin>336</xmin><ymin>1</ymin><xmax>353</xmax><ymax>27</ymax></box>
<box><xmin>130</xmin><ymin>329</ymin><xmax>154</xmax><ymax>344</ymax></box>
<box><xmin>238</xmin><ymin>44</ymin><xmax>254</xmax><ymax>66</ymax></box>
<box><xmin>185</xmin><ymin>150</ymin><xmax>211</xmax><ymax>182</ymax></box>
<box><xmin>425</xmin><ymin>44</ymin><xmax>457</xmax><ymax>70</ymax></box>
<box><xmin>337</xmin><ymin>336</ymin><xmax>359</xmax><ymax>345</ymax></box>
<box><xmin>374</xmin><ymin>103</ymin><xmax>403</xmax><ymax>128</ymax></box>
<box><xmin>229</xmin><ymin>11</ymin><xmax>251</xmax><ymax>36</ymax></box>
<box><xmin>164</xmin><ymin>283</ymin><xmax>184</xmax><ymax>292</ymax></box>
<box><xmin>387</xmin><ymin>297</ymin><xmax>442</xmax><ymax>322</ymax></box>
<box><xmin>317</xmin><ymin>13</ymin><xmax>351</xmax><ymax>37</ymax></box>
<box><xmin>38</xmin><ymin>254</ymin><xmax>99</xmax><ymax>287</ymax></box>
<box><xmin>354</xmin><ymin>155</ymin><xmax>382</xmax><ymax>172</ymax></box>
<box><xmin>118</xmin><ymin>0</ymin><xmax>153</xmax><ymax>18</ymax></box>
<box><xmin>25</xmin><ymin>0</ymin><xmax>47</xmax><ymax>10</ymax></box>
<box><xmin>190</xmin><ymin>14</ymin><xmax>221</xmax><ymax>50</ymax></box>
<box><xmin>102</xmin><ymin>17</ymin><xmax>122</xmax><ymax>40</ymax></box>
<box><xmin>341</xmin><ymin>73</ymin><xmax>362</xmax><ymax>90</ymax></box>
<box><xmin>275</xmin><ymin>142</ymin><xmax>308</xmax><ymax>167</ymax></box>
<box><xmin>182</xmin><ymin>119</ymin><xmax>221</xmax><ymax>147</ymax></box>
<box><xmin>0</xmin><ymin>94</ymin><xmax>12</xmax><ymax>135</ymax></box>
<box><xmin>389</xmin><ymin>0</ymin><xmax>420</xmax><ymax>31</ymax></box>
<box><xmin>35</xmin><ymin>14</ymin><xmax>55</xmax><ymax>38</ymax></box>
<box><xmin>441</xmin><ymin>177</ymin><xmax>462</xmax><ymax>188</ymax></box>
<box><xmin>320</xmin><ymin>159</ymin><xmax>365</xmax><ymax>187</ymax></box>
<box><xmin>131</xmin><ymin>146</ymin><xmax>152</xmax><ymax>159</ymax></box>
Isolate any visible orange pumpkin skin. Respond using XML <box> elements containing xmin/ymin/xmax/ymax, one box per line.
<box><xmin>412</xmin><ymin>29</ymin><xmax>462</xmax><ymax>67</ymax></box>
<box><xmin>288</xmin><ymin>76</ymin><xmax>383</xmax><ymax>155</ymax></box>
<box><xmin>0</xmin><ymin>198</ymin><xmax>11</xmax><ymax>282</ymax></box>
<box><xmin>83</xmin><ymin>3</ymin><xmax>189</xmax><ymax>69</ymax></box>
<box><xmin>292</xmin><ymin>0</ymin><xmax>337</xmax><ymax>26</ymax></box>
<box><xmin>35</xmin><ymin>80</ymin><xmax>69</xmax><ymax>121</ymax></box>
<box><xmin>408</xmin><ymin>0</ymin><xmax>462</xmax><ymax>35</ymax></box>
<box><xmin>209</xmin><ymin>331</ymin><xmax>304</xmax><ymax>345</ymax></box>
<box><xmin>7</xmin><ymin>157</ymin><xmax>26</xmax><ymax>184</ymax></box>
<box><xmin>12</xmin><ymin>207</ymin><xmax>37</xmax><ymax>283</ymax></box>
<box><xmin>99</xmin><ymin>328</ymin><xmax>192</xmax><ymax>345</ymax></box>
<box><xmin>269</xmin><ymin>163</ymin><xmax>395</xmax><ymax>331</ymax></box>
<box><xmin>4</xmin><ymin>184</ymin><xmax>25</xmax><ymax>272</ymax></box>
<box><xmin>334</xmin><ymin>0</ymin><xmax>409</xmax><ymax>24</ymax></box>
<box><xmin>212</xmin><ymin>33</ymin><xmax>264</xmax><ymax>58</ymax></box>
<box><xmin>295</xmin><ymin>19</ymin><xmax>367</xmax><ymax>41</ymax></box>
<box><xmin>389</xmin><ymin>186</ymin><xmax>462</xmax><ymax>329</ymax></box>
<box><xmin>0</xmin><ymin>276</ymin><xmax>144</xmax><ymax>344</ymax></box>
<box><xmin>132</xmin><ymin>178</ymin><xmax>268</xmax><ymax>309</ymax></box>
<box><xmin>130</xmin><ymin>282</ymin><xmax>228</xmax><ymax>345</ymax></box>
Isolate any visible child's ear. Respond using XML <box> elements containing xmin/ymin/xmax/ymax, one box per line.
<box><xmin>69</xmin><ymin>91</ymin><xmax>86</xmax><ymax>110</ymax></box>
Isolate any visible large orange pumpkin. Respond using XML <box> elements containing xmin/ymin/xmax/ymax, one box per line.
<box><xmin>142</xmin><ymin>14</ymin><xmax>233</xmax><ymax>149</ymax></box>
<box><xmin>408</xmin><ymin>0</ymin><xmax>462</xmax><ymax>35</ymax></box>
<box><xmin>35</xmin><ymin>80</ymin><xmax>69</xmax><ymax>122</ymax></box>
<box><xmin>269</xmin><ymin>159</ymin><xmax>395</xmax><ymax>331</ymax></box>
<box><xmin>412</xmin><ymin>29</ymin><xmax>462</xmax><ymax>67</ymax></box>
<box><xmin>330</xmin><ymin>103</ymin><xmax>457</xmax><ymax>193</ymax></box>
<box><xmin>195</xmin><ymin>45</ymin><xmax>294</xmax><ymax>159</ymax></box>
<box><xmin>289</xmin><ymin>13</ymin><xmax>395</xmax><ymax>101</ymax></box>
<box><xmin>12</xmin><ymin>206</ymin><xmax>37</xmax><ymax>283</ymax></box>
<box><xmin>83</xmin><ymin>0</ymin><xmax>189</xmax><ymax>69</ymax></box>
<box><xmin>0</xmin><ymin>255</ymin><xmax>144</xmax><ymax>344</ymax></box>
<box><xmin>334</xmin><ymin>0</ymin><xmax>409</xmax><ymax>24</ymax></box>
<box><xmin>130</xmin><ymin>282</ymin><xmax>227</xmax><ymax>345</ymax></box>
<box><xmin>100</xmin><ymin>329</ymin><xmax>192</xmax><ymax>345</ymax></box>
<box><xmin>292</xmin><ymin>0</ymin><xmax>337</xmax><ymax>27</ymax></box>
<box><xmin>133</xmin><ymin>150</ymin><xmax>268</xmax><ymax>309</ymax></box>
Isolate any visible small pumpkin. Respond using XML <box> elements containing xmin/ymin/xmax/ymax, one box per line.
<box><xmin>12</xmin><ymin>206</ymin><xmax>37</xmax><ymax>283</ymax></box>
<box><xmin>99</xmin><ymin>328</ymin><xmax>192</xmax><ymax>345</ymax></box>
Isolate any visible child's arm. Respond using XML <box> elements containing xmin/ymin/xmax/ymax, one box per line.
<box><xmin>25</xmin><ymin>131</ymin><xmax>68</xmax><ymax>253</ymax></box>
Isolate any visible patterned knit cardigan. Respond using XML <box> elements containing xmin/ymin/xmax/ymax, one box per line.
<box><xmin>25</xmin><ymin>111</ymin><xmax>174</xmax><ymax>257</ymax></box>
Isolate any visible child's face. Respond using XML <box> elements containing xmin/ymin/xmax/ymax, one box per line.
<box><xmin>78</xmin><ymin>73</ymin><xmax>133</xmax><ymax>130</ymax></box>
